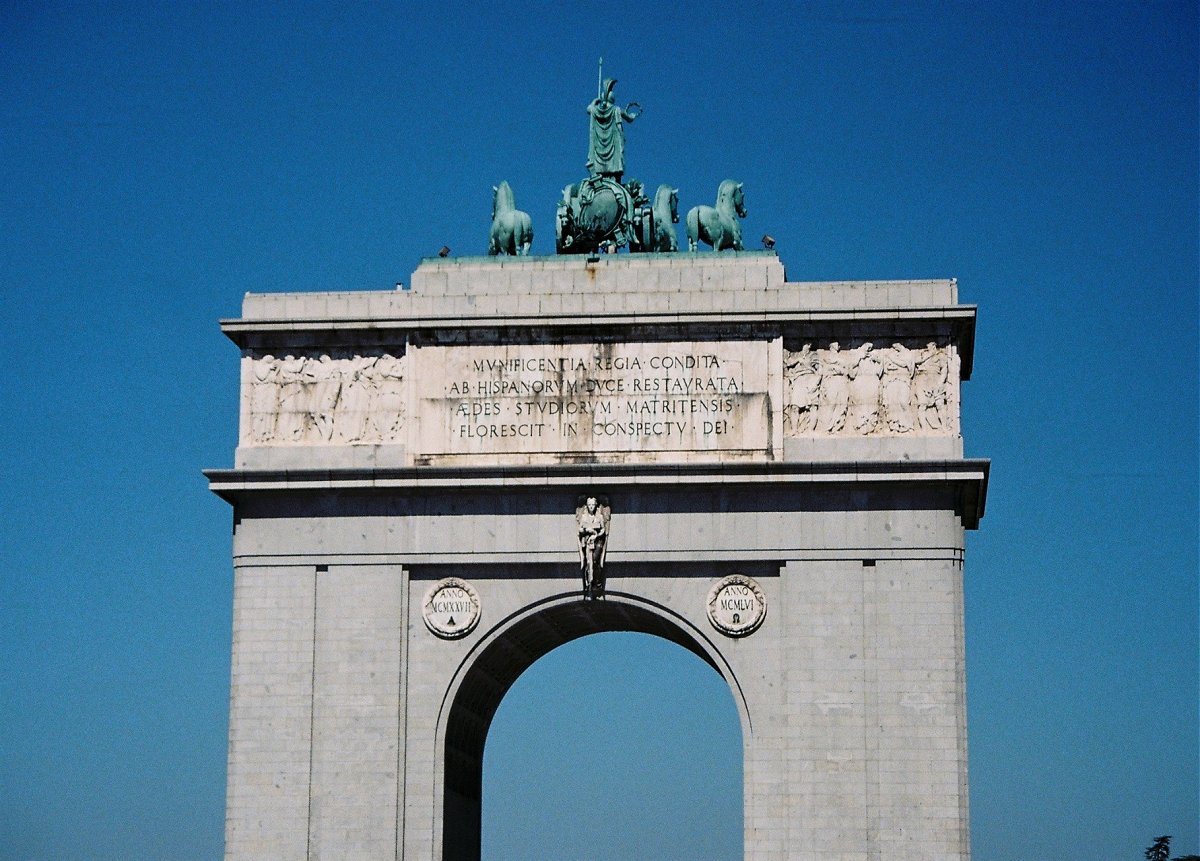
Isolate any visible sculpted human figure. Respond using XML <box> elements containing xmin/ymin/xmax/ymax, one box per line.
<box><xmin>276</xmin><ymin>354</ymin><xmax>314</xmax><ymax>441</ymax></box>
<box><xmin>370</xmin><ymin>353</ymin><xmax>406</xmax><ymax>442</ymax></box>
<box><xmin>914</xmin><ymin>342</ymin><xmax>950</xmax><ymax>430</ymax></box>
<box><xmin>847</xmin><ymin>343</ymin><xmax>883</xmax><ymax>434</ymax></box>
<box><xmin>783</xmin><ymin>345</ymin><xmax>821</xmax><ymax>435</ymax></box>
<box><xmin>587</xmin><ymin>79</ymin><xmax>639</xmax><ymax>180</ymax></box>
<box><xmin>625</xmin><ymin>178</ymin><xmax>648</xmax><ymax>209</ymax></box>
<box><xmin>946</xmin><ymin>349</ymin><xmax>962</xmax><ymax>432</ymax></box>
<box><xmin>880</xmin><ymin>343</ymin><xmax>917</xmax><ymax>433</ymax></box>
<box><xmin>249</xmin><ymin>354</ymin><xmax>280</xmax><ymax>443</ymax></box>
<box><xmin>815</xmin><ymin>342</ymin><xmax>868</xmax><ymax>433</ymax></box>
<box><xmin>308</xmin><ymin>354</ymin><xmax>342</xmax><ymax>442</ymax></box>
<box><xmin>576</xmin><ymin>495</ymin><xmax>611</xmax><ymax>599</ymax></box>
<box><xmin>334</xmin><ymin>355</ymin><xmax>377</xmax><ymax>443</ymax></box>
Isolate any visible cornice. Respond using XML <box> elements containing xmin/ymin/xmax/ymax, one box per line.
<box><xmin>205</xmin><ymin>457</ymin><xmax>989</xmax><ymax>528</ymax></box>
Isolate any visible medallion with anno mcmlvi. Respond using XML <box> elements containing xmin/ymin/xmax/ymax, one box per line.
<box><xmin>706</xmin><ymin>574</ymin><xmax>767</xmax><ymax>637</ymax></box>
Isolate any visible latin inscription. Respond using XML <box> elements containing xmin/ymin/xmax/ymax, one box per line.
<box><xmin>412</xmin><ymin>341</ymin><xmax>773</xmax><ymax>460</ymax></box>
<box><xmin>707</xmin><ymin>574</ymin><xmax>767</xmax><ymax>637</ymax></box>
<box><xmin>422</xmin><ymin>578</ymin><xmax>482</xmax><ymax>639</ymax></box>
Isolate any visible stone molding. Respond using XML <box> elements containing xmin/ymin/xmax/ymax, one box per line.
<box><xmin>205</xmin><ymin>457</ymin><xmax>990</xmax><ymax>528</ymax></box>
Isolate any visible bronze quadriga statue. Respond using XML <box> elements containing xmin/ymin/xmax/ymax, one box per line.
<box><xmin>556</xmin><ymin>76</ymin><xmax>656</xmax><ymax>255</ymax></box>
<box><xmin>487</xmin><ymin>71</ymin><xmax>736</xmax><ymax>257</ymax></box>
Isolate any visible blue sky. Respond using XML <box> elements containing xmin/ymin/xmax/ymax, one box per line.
<box><xmin>1</xmin><ymin>2</ymin><xmax>1196</xmax><ymax>859</ymax></box>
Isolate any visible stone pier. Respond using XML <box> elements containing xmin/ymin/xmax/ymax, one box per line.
<box><xmin>207</xmin><ymin>251</ymin><xmax>987</xmax><ymax>861</ymax></box>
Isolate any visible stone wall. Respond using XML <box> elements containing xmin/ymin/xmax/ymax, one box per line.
<box><xmin>209</xmin><ymin>252</ymin><xmax>985</xmax><ymax>861</ymax></box>
<box><xmin>226</xmin><ymin>254</ymin><xmax>972</xmax><ymax>470</ymax></box>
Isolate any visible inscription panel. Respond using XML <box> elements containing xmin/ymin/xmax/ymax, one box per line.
<box><xmin>411</xmin><ymin>341</ymin><xmax>776</xmax><ymax>462</ymax></box>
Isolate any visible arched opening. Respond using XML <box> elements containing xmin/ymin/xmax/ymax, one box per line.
<box><xmin>482</xmin><ymin>631</ymin><xmax>742</xmax><ymax>860</ymax></box>
<box><xmin>439</xmin><ymin>595</ymin><xmax>747</xmax><ymax>861</ymax></box>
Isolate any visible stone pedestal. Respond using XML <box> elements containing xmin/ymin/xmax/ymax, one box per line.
<box><xmin>208</xmin><ymin>252</ymin><xmax>987</xmax><ymax>861</ymax></box>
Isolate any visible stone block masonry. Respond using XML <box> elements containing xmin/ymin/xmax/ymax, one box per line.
<box><xmin>208</xmin><ymin>252</ymin><xmax>987</xmax><ymax>860</ymax></box>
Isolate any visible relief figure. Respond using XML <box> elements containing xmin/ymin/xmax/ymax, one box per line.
<box><xmin>308</xmin><ymin>354</ymin><xmax>343</xmax><ymax>442</ymax></box>
<box><xmin>846</xmin><ymin>343</ymin><xmax>883</xmax><ymax>434</ymax></box>
<box><xmin>816</xmin><ymin>342</ymin><xmax>869</xmax><ymax>433</ymax></box>
<box><xmin>880</xmin><ymin>343</ymin><xmax>917</xmax><ymax>433</ymax></box>
<box><xmin>333</xmin><ymin>355</ymin><xmax>377</xmax><ymax>443</ymax></box>
<box><xmin>784</xmin><ymin>340</ymin><xmax>956</xmax><ymax>438</ymax></box>
<box><xmin>783</xmin><ymin>345</ymin><xmax>821</xmax><ymax>435</ymax></box>
<box><xmin>276</xmin><ymin>355</ymin><xmax>314</xmax><ymax>441</ymax></box>
<box><xmin>914</xmin><ymin>342</ymin><xmax>950</xmax><ymax>431</ymax></box>
<box><xmin>249</xmin><ymin>355</ymin><xmax>279</xmax><ymax>442</ymax></box>
<box><xmin>243</xmin><ymin>351</ymin><xmax>408</xmax><ymax>446</ymax></box>
<box><xmin>369</xmin><ymin>353</ymin><xmax>407</xmax><ymax>442</ymax></box>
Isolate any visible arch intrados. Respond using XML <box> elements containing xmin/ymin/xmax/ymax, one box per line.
<box><xmin>435</xmin><ymin>590</ymin><xmax>750</xmax><ymax>860</ymax></box>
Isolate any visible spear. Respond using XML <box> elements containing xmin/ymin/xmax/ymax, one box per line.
<box><xmin>597</xmin><ymin>57</ymin><xmax>603</xmax><ymax>99</ymax></box>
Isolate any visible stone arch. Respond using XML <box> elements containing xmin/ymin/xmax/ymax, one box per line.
<box><xmin>435</xmin><ymin>590</ymin><xmax>751</xmax><ymax>861</ymax></box>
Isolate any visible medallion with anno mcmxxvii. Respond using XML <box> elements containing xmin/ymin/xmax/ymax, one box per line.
<box><xmin>422</xmin><ymin>578</ymin><xmax>481</xmax><ymax>639</ymax></box>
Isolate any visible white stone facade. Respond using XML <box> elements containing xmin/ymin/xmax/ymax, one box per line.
<box><xmin>208</xmin><ymin>252</ymin><xmax>986</xmax><ymax>861</ymax></box>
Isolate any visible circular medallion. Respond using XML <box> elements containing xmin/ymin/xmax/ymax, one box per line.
<box><xmin>422</xmin><ymin>578</ymin><xmax>481</xmax><ymax>639</ymax></box>
<box><xmin>706</xmin><ymin>574</ymin><xmax>767</xmax><ymax>637</ymax></box>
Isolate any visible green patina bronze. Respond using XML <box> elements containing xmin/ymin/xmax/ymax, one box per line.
<box><xmin>555</xmin><ymin>70</ymin><xmax>681</xmax><ymax>255</ymax></box>
<box><xmin>648</xmin><ymin>184</ymin><xmax>680</xmax><ymax>252</ymax></box>
<box><xmin>686</xmin><ymin>180</ymin><xmax>747</xmax><ymax>252</ymax></box>
<box><xmin>586</xmin><ymin>78</ymin><xmax>640</xmax><ymax>180</ymax></box>
<box><xmin>485</xmin><ymin>69</ymin><xmax>685</xmax><ymax>256</ymax></box>
<box><xmin>556</xmin><ymin>176</ymin><xmax>637</xmax><ymax>254</ymax></box>
<box><xmin>488</xmin><ymin>181</ymin><xmax>532</xmax><ymax>256</ymax></box>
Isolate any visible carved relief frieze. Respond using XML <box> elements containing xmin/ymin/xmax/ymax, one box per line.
<box><xmin>241</xmin><ymin>352</ymin><xmax>407</xmax><ymax>446</ymax></box>
<box><xmin>783</xmin><ymin>342</ymin><xmax>959</xmax><ymax>437</ymax></box>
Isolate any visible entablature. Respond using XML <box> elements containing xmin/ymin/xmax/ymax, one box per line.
<box><xmin>204</xmin><ymin>458</ymin><xmax>989</xmax><ymax>528</ymax></box>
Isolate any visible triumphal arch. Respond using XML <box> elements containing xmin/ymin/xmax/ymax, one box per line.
<box><xmin>207</xmin><ymin>82</ymin><xmax>987</xmax><ymax>861</ymax></box>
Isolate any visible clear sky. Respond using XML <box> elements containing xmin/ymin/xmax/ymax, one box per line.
<box><xmin>1</xmin><ymin>2</ymin><xmax>1196</xmax><ymax>860</ymax></box>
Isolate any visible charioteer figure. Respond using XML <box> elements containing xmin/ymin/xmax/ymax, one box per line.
<box><xmin>557</xmin><ymin>71</ymin><xmax>647</xmax><ymax>255</ymax></box>
<box><xmin>586</xmin><ymin>78</ymin><xmax>640</xmax><ymax>180</ymax></box>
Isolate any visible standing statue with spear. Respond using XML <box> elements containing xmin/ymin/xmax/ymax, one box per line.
<box><xmin>586</xmin><ymin>58</ymin><xmax>641</xmax><ymax>181</ymax></box>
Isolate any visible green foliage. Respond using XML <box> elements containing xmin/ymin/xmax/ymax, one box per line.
<box><xmin>1146</xmin><ymin>836</ymin><xmax>1171</xmax><ymax>861</ymax></box>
